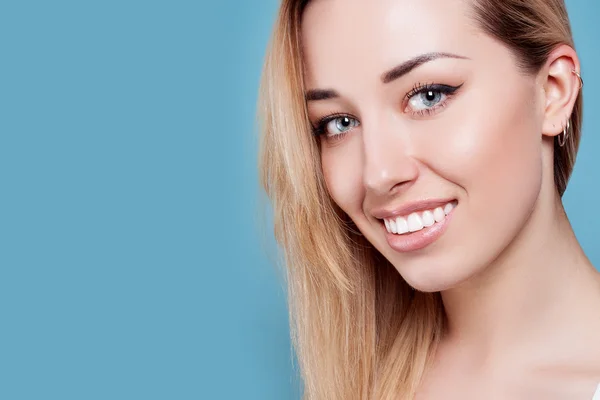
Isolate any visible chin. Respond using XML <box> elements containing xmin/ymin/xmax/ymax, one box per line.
<box><xmin>390</xmin><ymin>257</ymin><xmax>481</xmax><ymax>293</ymax></box>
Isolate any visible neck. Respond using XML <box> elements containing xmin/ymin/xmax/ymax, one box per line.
<box><xmin>440</xmin><ymin>184</ymin><xmax>600</xmax><ymax>367</ymax></box>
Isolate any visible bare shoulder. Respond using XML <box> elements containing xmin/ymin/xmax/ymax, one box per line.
<box><xmin>416</xmin><ymin>363</ymin><xmax>600</xmax><ymax>400</ymax></box>
<box><xmin>415</xmin><ymin>336</ymin><xmax>600</xmax><ymax>400</ymax></box>
<box><xmin>593</xmin><ymin>382</ymin><xmax>600</xmax><ymax>400</ymax></box>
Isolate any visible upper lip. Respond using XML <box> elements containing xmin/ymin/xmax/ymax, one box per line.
<box><xmin>371</xmin><ymin>198</ymin><xmax>456</xmax><ymax>220</ymax></box>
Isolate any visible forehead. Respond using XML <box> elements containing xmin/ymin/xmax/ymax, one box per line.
<box><xmin>301</xmin><ymin>0</ymin><xmax>478</xmax><ymax>87</ymax></box>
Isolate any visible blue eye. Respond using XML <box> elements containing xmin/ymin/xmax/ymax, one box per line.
<box><xmin>409</xmin><ymin>90</ymin><xmax>444</xmax><ymax>110</ymax></box>
<box><xmin>406</xmin><ymin>83</ymin><xmax>463</xmax><ymax>114</ymax></box>
<box><xmin>313</xmin><ymin>115</ymin><xmax>360</xmax><ymax>137</ymax></box>
<box><xmin>326</xmin><ymin>116</ymin><xmax>358</xmax><ymax>136</ymax></box>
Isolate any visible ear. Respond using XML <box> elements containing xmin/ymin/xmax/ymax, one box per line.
<box><xmin>540</xmin><ymin>44</ymin><xmax>582</xmax><ymax>138</ymax></box>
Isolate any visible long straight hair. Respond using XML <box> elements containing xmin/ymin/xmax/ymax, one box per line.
<box><xmin>258</xmin><ymin>0</ymin><xmax>583</xmax><ymax>398</ymax></box>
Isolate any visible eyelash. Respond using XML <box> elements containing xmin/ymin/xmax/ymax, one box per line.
<box><xmin>311</xmin><ymin>82</ymin><xmax>463</xmax><ymax>138</ymax></box>
<box><xmin>312</xmin><ymin>112</ymin><xmax>352</xmax><ymax>137</ymax></box>
<box><xmin>405</xmin><ymin>82</ymin><xmax>460</xmax><ymax>112</ymax></box>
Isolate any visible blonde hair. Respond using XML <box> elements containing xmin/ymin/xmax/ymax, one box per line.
<box><xmin>257</xmin><ymin>0</ymin><xmax>583</xmax><ymax>398</ymax></box>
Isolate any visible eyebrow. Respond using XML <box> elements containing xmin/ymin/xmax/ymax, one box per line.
<box><xmin>305</xmin><ymin>51</ymin><xmax>469</xmax><ymax>102</ymax></box>
<box><xmin>305</xmin><ymin>89</ymin><xmax>339</xmax><ymax>102</ymax></box>
<box><xmin>382</xmin><ymin>52</ymin><xmax>469</xmax><ymax>84</ymax></box>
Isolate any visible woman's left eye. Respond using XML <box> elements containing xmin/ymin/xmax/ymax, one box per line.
<box><xmin>405</xmin><ymin>84</ymin><xmax>462</xmax><ymax>114</ymax></box>
<box><xmin>409</xmin><ymin>90</ymin><xmax>445</xmax><ymax>110</ymax></box>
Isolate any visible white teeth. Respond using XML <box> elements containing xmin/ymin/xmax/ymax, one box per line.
<box><xmin>407</xmin><ymin>213</ymin><xmax>424</xmax><ymax>232</ymax></box>
<box><xmin>396</xmin><ymin>217</ymin><xmax>409</xmax><ymax>234</ymax></box>
<box><xmin>389</xmin><ymin>218</ymin><xmax>397</xmax><ymax>234</ymax></box>
<box><xmin>382</xmin><ymin>201</ymin><xmax>456</xmax><ymax>235</ymax></box>
<box><xmin>433</xmin><ymin>207</ymin><xmax>445</xmax><ymax>223</ymax></box>
<box><xmin>444</xmin><ymin>202</ymin><xmax>454</xmax><ymax>215</ymax></box>
<box><xmin>422</xmin><ymin>210</ymin><xmax>435</xmax><ymax>227</ymax></box>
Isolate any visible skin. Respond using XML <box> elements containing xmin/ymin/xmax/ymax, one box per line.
<box><xmin>301</xmin><ymin>0</ymin><xmax>600</xmax><ymax>398</ymax></box>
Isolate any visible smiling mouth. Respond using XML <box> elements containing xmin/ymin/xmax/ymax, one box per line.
<box><xmin>381</xmin><ymin>200</ymin><xmax>457</xmax><ymax>235</ymax></box>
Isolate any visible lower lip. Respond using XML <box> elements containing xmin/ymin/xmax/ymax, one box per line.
<box><xmin>384</xmin><ymin>206</ymin><xmax>456</xmax><ymax>253</ymax></box>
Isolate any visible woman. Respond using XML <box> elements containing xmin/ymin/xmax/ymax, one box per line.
<box><xmin>258</xmin><ymin>0</ymin><xmax>600</xmax><ymax>398</ymax></box>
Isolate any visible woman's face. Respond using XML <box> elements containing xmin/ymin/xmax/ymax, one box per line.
<box><xmin>302</xmin><ymin>0</ymin><xmax>547</xmax><ymax>292</ymax></box>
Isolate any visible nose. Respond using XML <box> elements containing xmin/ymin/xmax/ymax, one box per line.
<box><xmin>362</xmin><ymin>118</ymin><xmax>419</xmax><ymax>196</ymax></box>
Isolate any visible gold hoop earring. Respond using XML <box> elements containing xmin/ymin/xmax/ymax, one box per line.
<box><xmin>572</xmin><ymin>69</ymin><xmax>584</xmax><ymax>90</ymax></box>
<box><xmin>557</xmin><ymin>119</ymin><xmax>571</xmax><ymax>147</ymax></box>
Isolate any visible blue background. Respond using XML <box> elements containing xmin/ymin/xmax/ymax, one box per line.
<box><xmin>0</xmin><ymin>1</ymin><xmax>597</xmax><ymax>399</ymax></box>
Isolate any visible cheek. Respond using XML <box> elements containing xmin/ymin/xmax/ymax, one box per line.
<box><xmin>419</xmin><ymin>77</ymin><xmax>543</xmax><ymax>207</ymax></box>
<box><xmin>438</xmin><ymin>108</ymin><xmax>541</xmax><ymax>197</ymax></box>
<box><xmin>423</xmin><ymin>84</ymin><xmax>543</xmax><ymax>263</ymax></box>
<box><xmin>321</xmin><ymin>140</ymin><xmax>365</xmax><ymax>216</ymax></box>
<box><xmin>464</xmin><ymin>95</ymin><xmax>541</xmax><ymax>205</ymax></box>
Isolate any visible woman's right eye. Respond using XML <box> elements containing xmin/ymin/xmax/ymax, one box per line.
<box><xmin>314</xmin><ymin>115</ymin><xmax>360</xmax><ymax>138</ymax></box>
